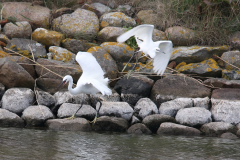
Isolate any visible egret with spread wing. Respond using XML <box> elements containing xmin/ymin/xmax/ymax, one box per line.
<box><xmin>60</xmin><ymin>51</ymin><xmax>112</xmax><ymax>123</ymax></box>
<box><xmin>117</xmin><ymin>24</ymin><xmax>173</xmax><ymax>75</ymax></box>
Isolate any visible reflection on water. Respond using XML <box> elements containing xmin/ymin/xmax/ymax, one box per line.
<box><xmin>0</xmin><ymin>127</ymin><xmax>240</xmax><ymax>160</ymax></box>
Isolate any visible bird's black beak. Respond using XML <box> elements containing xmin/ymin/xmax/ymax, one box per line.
<box><xmin>58</xmin><ymin>80</ymin><xmax>67</xmax><ymax>89</ymax></box>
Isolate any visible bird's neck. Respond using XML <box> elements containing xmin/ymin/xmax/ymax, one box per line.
<box><xmin>67</xmin><ymin>78</ymin><xmax>80</xmax><ymax>95</ymax></box>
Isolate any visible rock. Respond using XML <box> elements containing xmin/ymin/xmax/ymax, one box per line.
<box><xmin>116</xmin><ymin>5</ymin><xmax>134</xmax><ymax>17</ymax></box>
<box><xmin>87</xmin><ymin>46</ymin><xmax>118</xmax><ymax>80</ymax></box>
<box><xmin>221</xmin><ymin>51</ymin><xmax>240</xmax><ymax>70</ymax></box>
<box><xmin>175</xmin><ymin>107</ymin><xmax>212</xmax><ymax>127</ymax></box>
<box><xmin>0</xmin><ymin>34</ymin><xmax>10</xmax><ymax>44</ymax></box>
<box><xmin>200</xmin><ymin>122</ymin><xmax>238</xmax><ymax>136</ymax></box>
<box><xmin>211</xmin><ymin>88</ymin><xmax>240</xmax><ymax>100</ymax></box>
<box><xmin>134</xmin><ymin>98</ymin><xmax>158</xmax><ymax>120</ymax></box>
<box><xmin>100</xmin><ymin>12</ymin><xmax>136</xmax><ymax>28</ymax></box>
<box><xmin>35</xmin><ymin>58</ymin><xmax>82</xmax><ymax>82</ymax></box>
<box><xmin>222</xmin><ymin>69</ymin><xmax>240</xmax><ymax>80</ymax></box>
<box><xmin>46</xmin><ymin>118</ymin><xmax>92</xmax><ymax>131</ymax></box>
<box><xmin>90</xmin><ymin>3</ymin><xmax>111</xmax><ymax>15</ymax></box>
<box><xmin>157</xmin><ymin>122</ymin><xmax>201</xmax><ymax>136</ymax></box>
<box><xmin>150</xmin><ymin>75</ymin><xmax>211</xmax><ymax>106</ymax></box>
<box><xmin>130</xmin><ymin>73</ymin><xmax>155</xmax><ymax>87</ymax></box>
<box><xmin>142</xmin><ymin>114</ymin><xmax>176</xmax><ymax>133</ymax></box>
<box><xmin>2</xmin><ymin>2</ymin><xmax>51</xmax><ymax>29</ymax></box>
<box><xmin>127</xmin><ymin>123</ymin><xmax>152</xmax><ymax>134</ymax></box>
<box><xmin>176</xmin><ymin>58</ymin><xmax>222</xmax><ymax>77</ymax></box>
<box><xmin>81</xmin><ymin>4</ymin><xmax>102</xmax><ymax>18</ymax></box>
<box><xmin>3</xmin><ymin>21</ymin><xmax>32</xmax><ymax>39</ymax></box>
<box><xmin>114</xmin><ymin>76</ymin><xmax>152</xmax><ymax>106</ymax></box>
<box><xmin>117</xmin><ymin>62</ymin><xmax>154</xmax><ymax>73</ymax></box>
<box><xmin>92</xmin><ymin>116</ymin><xmax>129</xmax><ymax>132</ymax></box>
<box><xmin>52</xmin><ymin>8</ymin><xmax>74</xmax><ymax>19</ymax></box>
<box><xmin>89</xmin><ymin>91</ymin><xmax>120</xmax><ymax>108</ymax></box>
<box><xmin>49</xmin><ymin>46</ymin><xmax>76</xmax><ymax>63</ymax></box>
<box><xmin>53</xmin><ymin>8</ymin><xmax>99</xmax><ymax>40</ymax></box>
<box><xmin>57</xmin><ymin>103</ymin><xmax>96</xmax><ymax>120</ymax></box>
<box><xmin>22</xmin><ymin>105</ymin><xmax>54</xmax><ymax>127</ymax></box>
<box><xmin>62</xmin><ymin>38</ymin><xmax>96</xmax><ymax>54</ymax></box>
<box><xmin>159</xmin><ymin>98</ymin><xmax>193</xmax><ymax>117</ymax></box>
<box><xmin>0</xmin><ymin>83</ymin><xmax>5</xmax><ymax>101</ymax></box>
<box><xmin>96</xmin><ymin>102</ymin><xmax>133</xmax><ymax>121</ymax></box>
<box><xmin>237</xmin><ymin>130</ymin><xmax>240</xmax><ymax>137</ymax></box>
<box><xmin>0</xmin><ymin>58</ymin><xmax>35</xmax><ymax>89</ymax></box>
<box><xmin>230</xmin><ymin>31</ymin><xmax>240</xmax><ymax>50</ymax></box>
<box><xmin>36</xmin><ymin>90</ymin><xmax>55</xmax><ymax>108</ymax></box>
<box><xmin>192</xmin><ymin>97</ymin><xmax>210</xmax><ymax>109</ymax></box>
<box><xmin>0</xmin><ymin>108</ymin><xmax>24</xmax><ymax>127</ymax></box>
<box><xmin>32</xmin><ymin>28</ymin><xmax>65</xmax><ymax>47</ymax></box>
<box><xmin>204</xmin><ymin>78</ymin><xmax>240</xmax><ymax>88</ymax></box>
<box><xmin>6</xmin><ymin>38</ymin><xmax>47</xmax><ymax>59</ymax></box>
<box><xmin>9</xmin><ymin>56</ymin><xmax>37</xmax><ymax>79</ymax></box>
<box><xmin>170</xmin><ymin>45</ymin><xmax>229</xmax><ymax>64</ymax></box>
<box><xmin>220</xmin><ymin>132</ymin><xmax>238</xmax><ymax>139</ymax></box>
<box><xmin>131</xmin><ymin>115</ymin><xmax>141</xmax><ymax>125</ymax></box>
<box><xmin>98</xmin><ymin>27</ymin><xmax>128</xmax><ymax>42</ymax></box>
<box><xmin>211</xmin><ymin>98</ymin><xmax>240</xmax><ymax>125</ymax></box>
<box><xmin>36</xmin><ymin>78</ymin><xmax>65</xmax><ymax>95</ymax></box>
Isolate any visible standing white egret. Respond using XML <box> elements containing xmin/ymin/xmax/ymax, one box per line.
<box><xmin>117</xmin><ymin>24</ymin><xmax>173</xmax><ymax>75</ymax></box>
<box><xmin>60</xmin><ymin>51</ymin><xmax>112</xmax><ymax>123</ymax></box>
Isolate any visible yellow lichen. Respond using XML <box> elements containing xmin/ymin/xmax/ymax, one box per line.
<box><xmin>104</xmin><ymin>53</ymin><xmax>110</xmax><ymax>60</ymax></box>
<box><xmin>206</xmin><ymin>68</ymin><xmax>212</xmax><ymax>72</ymax></box>
<box><xmin>87</xmin><ymin>46</ymin><xmax>102</xmax><ymax>53</ymax></box>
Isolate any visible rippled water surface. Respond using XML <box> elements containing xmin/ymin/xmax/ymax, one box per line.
<box><xmin>0</xmin><ymin>127</ymin><xmax>240</xmax><ymax>160</ymax></box>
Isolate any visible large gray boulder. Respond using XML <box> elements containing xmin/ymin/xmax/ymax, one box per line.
<box><xmin>175</xmin><ymin>107</ymin><xmax>212</xmax><ymax>127</ymax></box>
<box><xmin>127</xmin><ymin>123</ymin><xmax>152</xmax><ymax>134</ymax></box>
<box><xmin>0</xmin><ymin>109</ymin><xmax>24</xmax><ymax>127</ymax></box>
<box><xmin>201</xmin><ymin>122</ymin><xmax>238</xmax><ymax>136</ymax></box>
<box><xmin>2</xmin><ymin>88</ymin><xmax>35</xmax><ymax>115</ymax></box>
<box><xmin>3</xmin><ymin>21</ymin><xmax>32</xmax><ymax>39</ymax></box>
<box><xmin>134</xmin><ymin>98</ymin><xmax>158</xmax><ymax>120</ymax></box>
<box><xmin>46</xmin><ymin>118</ymin><xmax>92</xmax><ymax>131</ymax></box>
<box><xmin>36</xmin><ymin>90</ymin><xmax>55</xmax><ymax>108</ymax></box>
<box><xmin>22</xmin><ymin>105</ymin><xmax>54</xmax><ymax>127</ymax></box>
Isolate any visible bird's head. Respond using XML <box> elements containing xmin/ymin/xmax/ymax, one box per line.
<box><xmin>59</xmin><ymin>75</ymin><xmax>72</xmax><ymax>87</ymax></box>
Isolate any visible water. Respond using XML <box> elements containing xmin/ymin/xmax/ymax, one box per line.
<box><xmin>0</xmin><ymin>127</ymin><xmax>240</xmax><ymax>160</ymax></box>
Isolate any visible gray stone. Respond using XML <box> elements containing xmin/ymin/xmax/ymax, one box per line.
<box><xmin>204</xmin><ymin>78</ymin><xmax>240</xmax><ymax>88</ymax></box>
<box><xmin>131</xmin><ymin>115</ymin><xmax>141</xmax><ymax>125</ymax></box>
<box><xmin>200</xmin><ymin>122</ymin><xmax>238</xmax><ymax>136</ymax></box>
<box><xmin>220</xmin><ymin>132</ymin><xmax>238</xmax><ymax>139</ymax></box>
<box><xmin>0</xmin><ymin>34</ymin><xmax>10</xmax><ymax>44</ymax></box>
<box><xmin>236</xmin><ymin>129</ymin><xmax>240</xmax><ymax>137</ymax></box>
<box><xmin>222</xmin><ymin>69</ymin><xmax>240</xmax><ymax>80</ymax></box>
<box><xmin>142</xmin><ymin>114</ymin><xmax>176</xmax><ymax>133</ymax></box>
<box><xmin>192</xmin><ymin>97</ymin><xmax>210</xmax><ymax>109</ymax></box>
<box><xmin>3</xmin><ymin>21</ymin><xmax>32</xmax><ymax>39</ymax></box>
<box><xmin>46</xmin><ymin>118</ymin><xmax>92</xmax><ymax>131</ymax></box>
<box><xmin>211</xmin><ymin>88</ymin><xmax>240</xmax><ymax>100</ymax></box>
<box><xmin>96</xmin><ymin>102</ymin><xmax>133</xmax><ymax>121</ymax></box>
<box><xmin>221</xmin><ymin>51</ymin><xmax>240</xmax><ymax>70</ymax></box>
<box><xmin>211</xmin><ymin>99</ymin><xmax>240</xmax><ymax>125</ymax></box>
<box><xmin>89</xmin><ymin>91</ymin><xmax>120</xmax><ymax>108</ymax></box>
<box><xmin>36</xmin><ymin>78</ymin><xmax>66</xmax><ymax>95</ymax></box>
<box><xmin>134</xmin><ymin>98</ymin><xmax>158</xmax><ymax>120</ymax></box>
<box><xmin>98</xmin><ymin>27</ymin><xmax>128</xmax><ymax>42</ymax></box>
<box><xmin>57</xmin><ymin>103</ymin><xmax>96</xmax><ymax>120</ymax></box>
<box><xmin>157</xmin><ymin>122</ymin><xmax>201</xmax><ymax>136</ymax></box>
<box><xmin>49</xmin><ymin>46</ymin><xmax>76</xmax><ymax>63</ymax></box>
<box><xmin>0</xmin><ymin>83</ymin><xmax>5</xmax><ymax>101</ymax></box>
<box><xmin>0</xmin><ymin>108</ymin><xmax>24</xmax><ymax>127</ymax></box>
<box><xmin>159</xmin><ymin>98</ymin><xmax>193</xmax><ymax>117</ymax></box>
<box><xmin>2</xmin><ymin>88</ymin><xmax>35</xmax><ymax>115</ymax></box>
<box><xmin>36</xmin><ymin>90</ymin><xmax>55</xmax><ymax>108</ymax></box>
<box><xmin>175</xmin><ymin>107</ymin><xmax>212</xmax><ymax>127</ymax></box>
<box><xmin>127</xmin><ymin>123</ymin><xmax>152</xmax><ymax>134</ymax></box>
<box><xmin>230</xmin><ymin>31</ymin><xmax>240</xmax><ymax>50</ymax></box>
<box><xmin>90</xmin><ymin>3</ymin><xmax>111</xmax><ymax>15</ymax></box>
<box><xmin>22</xmin><ymin>105</ymin><xmax>54</xmax><ymax>127</ymax></box>
<box><xmin>92</xmin><ymin>116</ymin><xmax>129</xmax><ymax>132</ymax></box>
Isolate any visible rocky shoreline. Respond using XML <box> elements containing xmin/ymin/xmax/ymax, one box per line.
<box><xmin>1</xmin><ymin>1</ymin><xmax>240</xmax><ymax>139</ymax></box>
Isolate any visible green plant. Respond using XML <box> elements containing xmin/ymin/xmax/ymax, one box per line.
<box><xmin>123</xmin><ymin>26</ymin><xmax>138</xmax><ymax>50</ymax></box>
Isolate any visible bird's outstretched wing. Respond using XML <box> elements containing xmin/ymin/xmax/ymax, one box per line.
<box><xmin>90</xmin><ymin>78</ymin><xmax>112</xmax><ymax>96</ymax></box>
<box><xmin>153</xmin><ymin>41</ymin><xmax>173</xmax><ymax>75</ymax></box>
<box><xmin>117</xmin><ymin>24</ymin><xmax>154</xmax><ymax>46</ymax></box>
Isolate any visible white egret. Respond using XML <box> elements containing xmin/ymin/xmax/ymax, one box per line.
<box><xmin>117</xmin><ymin>24</ymin><xmax>173</xmax><ymax>75</ymax></box>
<box><xmin>60</xmin><ymin>51</ymin><xmax>112</xmax><ymax>123</ymax></box>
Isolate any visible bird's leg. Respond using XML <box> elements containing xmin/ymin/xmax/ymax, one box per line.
<box><xmin>65</xmin><ymin>100</ymin><xmax>84</xmax><ymax>120</ymax></box>
<box><xmin>89</xmin><ymin>97</ymin><xmax>102</xmax><ymax>123</ymax></box>
<box><xmin>122</xmin><ymin>50</ymin><xmax>139</xmax><ymax>72</ymax></box>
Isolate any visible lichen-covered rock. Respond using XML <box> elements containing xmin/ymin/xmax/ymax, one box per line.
<box><xmin>142</xmin><ymin>114</ymin><xmax>176</xmax><ymax>133</ymax></box>
<box><xmin>2</xmin><ymin>88</ymin><xmax>35</xmax><ymax>115</ymax></box>
<box><xmin>171</xmin><ymin>45</ymin><xmax>229</xmax><ymax>64</ymax></box>
<box><xmin>6</xmin><ymin>38</ymin><xmax>47</xmax><ymax>59</ymax></box>
<box><xmin>98</xmin><ymin>27</ymin><xmax>128</xmax><ymax>42</ymax></box>
<box><xmin>100</xmin><ymin>12</ymin><xmax>136</xmax><ymax>28</ymax></box>
<box><xmin>61</xmin><ymin>38</ymin><xmax>96</xmax><ymax>54</ymax></box>
<box><xmin>100</xmin><ymin>42</ymin><xmax>135</xmax><ymax>62</ymax></box>
<box><xmin>200</xmin><ymin>122</ymin><xmax>238</xmax><ymax>136</ymax></box>
<box><xmin>2</xmin><ymin>2</ymin><xmax>51</xmax><ymax>29</ymax></box>
<box><xmin>0</xmin><ymin>58</ymin><xmax>35</xmax><ymax>89</ymax></box>
<box><xmin>53</xmin><ymin>8</ymin><xmax>99</xmax><ymax>40</ymax></box>
<box><xmin>176</xmin><ymin>58</ymin><xmax>222</xmax><ymax>77</ymax></box>
<box><xmin>117</xmin><ymin>62</ymin><xmax>154</xmax><ymax>73</ymax></box>
<box><xmin>165</xmin><ymin>26</ymin><xmax>198</xmax><ymax>46</ymax></box>
<box><xmin>230</xmin><ymin>31</ymin><xmax>240</xmax><ymax>50</ymax></box>
<box><xmin>81</xmin><ymin>4</ymin><xmax>102</xmax><ymax>18</ymax></box>
<box><xmin>0</xmin><ymin>34</ymin><xmax>10</xmax><ymax>44</ymax></box>
<box><xmin>222</xmin><ymin>69</ymin><xmax>240</xmax><ymax>80</ymax></box>
<box><xmin>32</xmin><ymin>28</ymin><xmax>65</xmax><ymax>47</ymax></box>
<box><xmin>159</xmin><ymin>98</ymin><xmax>193</xmax><ymax>117</ymax></box>
<box><xmin>127</xmin><ymin>123</ymin><xmax>152</xmax><ymax>134</ymax></box>
<box><xmin>0</xmin><ymin>108</ymin><xmax>24</xmax><ymax>127</ymax></box>
<box><xmin>157</xmin><ymin>122</ymin><xmax>201</xmax><ymax>136</ymax></box>
<box><xmin>22</xmin><ymin>105</ymin><xmax>54</xmax><ymax>127</ymax></box>
<box><xmin>137</xmin><ymin>10</ymin><xmax>163</xmax><ymax>30</ymax></box>
<box><xmin>49</xmin><ymin>46</ymin><xmax>76</xmax><ymax>63</ymax></box>
<box><xmin>46</xmin><ymin>118</ymin><xmax>92</xmax><ymax>131</ymax></box>
<box><xmin>90</xmin><ymin>3</ymin><xmax>111</xmax><ymax>15</ymax></box>
<box><xmin>152</xmin><ymin>29</ymin><xmax>167</xmax><ymax>41</ymax></box>
<box><xmin>150</xmin><ymin>75</ymin><xmax>211</xmax><ymax>106</ymax></box>
<box><xmin>96</xmin><ymin>102</ymin><xmax>133</xmax><ymax>121</ymax></box>
<box><xmin>92</xmin><ymin>116</ymin><xmax>129</xmax><ymax>132</ymax></box>
<box><xmin>134</xmin><ymin>98</ymin><xmax>158</xmax><ymax>120</ymax></box>
<box><xmin>36</xmin><ymin>90</ymin><xmax>55</xmax><ymax>108</ymax></box>
<box><xmin>3</xmin><ymin>21</ymin><xmax>32</xmax><ymax>39</ymax></box>
<box><xmin>221</xmin><ymin>51</ymin><xmax>240</xmax><ymax>70</ymax></box>
<box><xmin>211</xmin><ymin>98</ymin><xmax>240</xmax><ymax>125</ymax></box>
<box><xmin>175</xmin><ymin>107</ymin><xmax>212</xmax><ymax>127</ymax></box>
<box><xmin>57</xmin><ymin>103</ymin><xmax>96</xmax><ymax>120</ymax></box>
<box><xmin>87</xmin><ymin>46</ymin><xmax>118</xmax><ymax>80</ymax></box>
